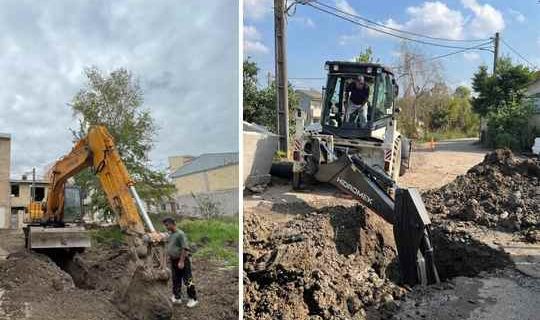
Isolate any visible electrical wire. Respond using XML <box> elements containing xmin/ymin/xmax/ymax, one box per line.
<box><xmin>304</xmin><ymin>1</ymin><xmax>491</xmax><ymax>50</ymax></box>
<box><xmin>392</xmin><ymin>41</ymin><xmax>493</xmax><ymax>70</ymax></box>
<box><xmin>501</xmin><ymin>39</ymin><xmax>538</xmax><ymax>70</ymax></box>
<box><xmin>312</xmin><ymin>0</ymin><xmax>490</xmax><ymax>43</ymax></box>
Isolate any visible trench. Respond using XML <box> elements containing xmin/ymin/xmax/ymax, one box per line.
<box><xmin>37</xmin><ymin>248</ymin><xmax>94</xmax><ymax>289</ymax></box>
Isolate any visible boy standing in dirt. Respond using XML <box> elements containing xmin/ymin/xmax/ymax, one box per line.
<box><xmin>162</xmin><ymin>217</ymin><xmax>198</xmax><ymax>307</ymax></box>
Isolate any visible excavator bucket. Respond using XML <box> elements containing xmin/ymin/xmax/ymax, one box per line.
<box><xmin>394</xmin><ymin>188</ymin><xmax>439</xmax><ymax>285</ymax></box>
<box><xmin>25</xmin><ymin>225</ymin><xmax>91</xmax><ymax>249</ymax></box>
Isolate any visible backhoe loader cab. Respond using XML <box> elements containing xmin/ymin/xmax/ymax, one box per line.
<box><xmin>293</xmin><ymin>61</ymin><xmax>410</xmax><ymax>184</ymax></box>
<box><xmin>321</xmin><ymin>61</ymin><xmax>398</xmax><ymax>140</ymax></box>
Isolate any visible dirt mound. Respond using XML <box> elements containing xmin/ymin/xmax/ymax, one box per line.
<box><xmin>423</xmin><ymin>149</ymin><xmax>540</xmax><ymax>240</ymax></box>
<box><xmin>62</xmin><ymin>239</ymin><xmax>172</xmax><ymax>320</ymax></box>
<box><xmin>0</xmin><ymin>252</ymin><xmax>126</xmax><ymax>320</ymax></box>
<box><xmin>243</xmin><ymin>206</ymin><xmax>405</xmax><ymax>320</ymax></box>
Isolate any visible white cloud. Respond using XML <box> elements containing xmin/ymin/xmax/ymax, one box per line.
<box><xmin>335</xmin><ymin>0</ymin><xmax>358</xmax><ymax>16</ymax></box>
<box><xmin>463</xmin><ymin>52</ymin><xmax>480</xmax><ymax>61</ymax></box>
<box><xmin>244</xmin><ymin>0</ymin><xmax>272</xmax><ymax>20</ymax></box>
<box><xmin>244</xmin><ymin>25</ymin><xmax>269</xmax><ymax>54</ymax></box>
<box><xmin>462</xmin><ymin>0</ymin><xmax>504</xmax><ymax>37</ymax></box>
<box><xmin>508</xmin><ymin>9</ymin><xmax>525</xmax><ymax>23</ymax></box>
<box><xmin>0</xmin><ymin>0</ymin><xmax>239</xmax><ymax>176</ymax></box>
<box><xmin>365</xmin><ymin>18</ymin><xmax>405</xmax><ymax>38</ymax></box>
<box><xmin>405</xmin><ymin>2</ymin><xmax>465</xmax><ymax>40</ymax></box>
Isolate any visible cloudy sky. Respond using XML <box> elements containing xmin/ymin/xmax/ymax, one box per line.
<box><xmin>245</xmin><ymin>0</ymin><xmax>539</xmax><ymax>89</ymax></box>
<box><xmin>0</xmin><ymin>0</ymin><xmax>239</xmax><ymax>178</ymax></box>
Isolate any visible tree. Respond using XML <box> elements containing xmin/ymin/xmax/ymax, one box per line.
<box><xmin>396</xmin><ymin>42</ymin><xmax>443</xmax><ymax>130</ymax></box>
<box><xmin>472</xmin><ymin>57</ymin><xmax>534</xmax><ymax>116</ymax></box>
<box><xmin>354</xmin><ymin>47</ymin><xmax>378</xmax><ymax>63</ymax></box>
<box><xmin>70</xmin><ymin>66</ymin><xmax>175</xmax><ymax>219</ymax></box>
<box><xmin>471</xmin><ymin>57</ymin><xmax>537</xmax><ymax>150</ymax></box>
<box><xmin>242</xmin><ymin>59</ymin><xmax>299</xmax><ymax>134</ymax></box>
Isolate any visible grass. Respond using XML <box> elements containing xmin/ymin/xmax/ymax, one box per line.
<box><xmin>89</xmin><ymin>225</ymin><xmax>125</xmax><ymax>246</ymax></box>
<box><xmin>151</xmin><ymin>213</ymin><xmax>239</xmax><ymax>266</ymax></box>
<box><xmin>88</xmin><ymin>214</ymin><xmax>239</xmax><ymax>266</ymax></box>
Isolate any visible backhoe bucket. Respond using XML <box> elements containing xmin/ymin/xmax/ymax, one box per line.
<box><xmin>25</xmin><ymin>225</ymin><xmax>91</xmax><ymax>250</ymax></box>
<box><xmin>394</xmin><ymin>188</ymin><xmax>439</xmax><ymax>285</ymax></box>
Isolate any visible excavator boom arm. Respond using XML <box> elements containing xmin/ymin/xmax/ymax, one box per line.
<box><xmin>44</xmin><ymin>125</ymin><xmax>146</xmax><ymax>234</ymax></box>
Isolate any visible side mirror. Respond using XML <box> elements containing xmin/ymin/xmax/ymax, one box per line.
<box><xmin>394</xmin><ymin>107</ymin><xmax>401</xmax><ymax>114</ymax></box>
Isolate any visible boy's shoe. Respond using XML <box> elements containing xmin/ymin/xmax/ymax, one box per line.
<box><xmin>171</xmin><ymin>295</ymin><xmax>183</xmax><ymax>304</ymax></box>
<box><xmin>186</xmin><ymin>299</ymin><xmax>198</xmax><ymax>308</ymax></box>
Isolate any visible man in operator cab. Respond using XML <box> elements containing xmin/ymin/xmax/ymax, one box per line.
<box><xmin>162</xmin><ymin>217</ymin><xmax>198</xmax><ymax>308</ymax></box>
<box><xmin>345</xmin><ymin>75</ymin><xmax>370</xmax><ymax>125</ymax></box>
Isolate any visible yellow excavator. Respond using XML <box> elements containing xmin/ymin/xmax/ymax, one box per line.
<box><xmin>24</xmin><ymin>125</ymin><xmax>160</xmax><ymax>250</ymax></box>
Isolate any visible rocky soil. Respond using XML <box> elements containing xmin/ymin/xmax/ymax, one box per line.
<box><xmin>423</xmin><ymin>149</ymin><xmax>540</xmax><ymax>242</ymax></box>
<box><xmin>244</xmin><ymin>205</ymin><xmax>407</xmax><ymax>320</ymax></box>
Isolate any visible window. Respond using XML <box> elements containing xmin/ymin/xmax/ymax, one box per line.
<box><xmin>32</xmin><ymin>186</ymin><xmax>45</xmax><ymax>201</ymax></box>
<box><xmin>11</xmin><ymin>185</ymin><xmax>19</xmax><ymax>197</ymax></box>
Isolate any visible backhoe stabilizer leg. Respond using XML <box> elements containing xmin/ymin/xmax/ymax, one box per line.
<box><xmin>394</xmin><ymin>188</ymin><xmax>440</xmax><ymax>286</ymax></box>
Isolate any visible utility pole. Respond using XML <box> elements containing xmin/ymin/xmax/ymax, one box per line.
<box><xmin>493</xmin><ymin>32</ymin><xmax>500</xmax><ymax>75</ymax></box>
<box><xmin>274</xmin><ymin>0</ymin><xmax>289</xmax><ymax>155</ymax></box>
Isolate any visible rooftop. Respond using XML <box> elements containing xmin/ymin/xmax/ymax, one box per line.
<box><xmin>296</xmin><ymin>89</ymin><xmax>322</xmax><ymax>100</ymax></box>
<box><xmin>170</xmin><ymin>152</ymin><xmax>238</xmax><ymax>178</ymax></box>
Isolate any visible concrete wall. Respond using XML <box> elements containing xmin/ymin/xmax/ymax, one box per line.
<box><xmin>243</xmin><ymin>125</ymin><xmax>278</xmax><ymax>188</ymax></box>
<box><xmin>172</xmin><ymin>164</ymin><xmax>238</xmax><ymax>195</ymax></box>
<box><xmin>175</xmin><ymin>188</ymin><xmax>238</xmax><ymax>216</ymax></box>
<box><xmin>0</xmin><ymin>135</ymin><xmax>10</xmax><ymax>229</ymax></box>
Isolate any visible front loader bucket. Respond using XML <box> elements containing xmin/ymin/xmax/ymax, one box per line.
<box><xmin>25</xmin><ymin>226</ymin><xmax>91</xmax><ymax>250</ymax></box>
<box><xmin>394</xmin><ymin>188</ymin><xmax>439</xmax><ymax>285</ymax></box>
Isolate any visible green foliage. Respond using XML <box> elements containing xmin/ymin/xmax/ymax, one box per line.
<box><xmin>471</xmin><ymin>57</ymin><xmax>537</xmax><ymax>150</ymax></box>
<box><xmin>487</xmin><ymin>100</ymin><xmax>535</xmax><ymax>150</ymax></box>
<box><xmin>472</xmin><ymin>57</ymin><xmax>535</xmax><ymax>117</ymax></box>
<box><xmin>243</xmin><ymin>59</ymin><xmax>299</xmax><ymax>134</ymax></box>
<box><xmin>90</xmin><ymin>225</ymin><xmax>125</xmax><ymax>246</ymax></box>
<box><xmin>397</xmin><ymin>84</ymin><xmax>479</xmax><ymax>140</ymax></box>
<box><xmin>70</xmin><ymin>67</ymin><xmax>175</xmax><ymax>220</ymax></box>
<box><xmin>151</xmin><ymin>213</ymin><xmax>238</xmax><ymax>266</ymax></box>
<box><xmin>354</xmin><ymin>47</ymin><xmax>379</xmax><ymax>63</ymax></box>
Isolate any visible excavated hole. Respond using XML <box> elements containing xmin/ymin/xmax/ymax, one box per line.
<box><xmin>37</xmin><ymin>248</ymin><xmax>93</xmax><ymax>289</ymax></box>
<box><xmin>429</xmin><ymin>225</ymin><xmax>513</xmax><ymax>280</ymax></box>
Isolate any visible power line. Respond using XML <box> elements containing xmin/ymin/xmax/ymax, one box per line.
<box><xmin>391</xmin><ymin>41</ymin><xmax>492</xmax><ymax>70</ymax></box>
<box><xmin>312</xmin><ymin>0</ymin><xmax>489</xmax><ymax>43</ymax></box>
<box><xmin>304</xmin><ymin>1</ymin><xmax>492</xmax><ymax>50</ymax></box>
<box><xmin>501</xmin><ymin>39</ymin><xmax>538</xmax><ymax>70</ymax></box>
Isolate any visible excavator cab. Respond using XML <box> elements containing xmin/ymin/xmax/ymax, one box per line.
<box><xmin>24</xmin><ymin>185</ymin><xmax>90</xmax><ymax>250</ymax></box>
<box><xmin>321</xmin><ymin>61</ymin><xmax>398</xmax><ymax>141</ymax></box>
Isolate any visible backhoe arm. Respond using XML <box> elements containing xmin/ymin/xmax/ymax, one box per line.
<box><xmin>314</xmin><ymin>154</ymin><xmax>439</xmax><ymax>285</ymax></box>
<box><xmin>45</xmin><ymin>125</ymin><xmax>146</xmax><ymax>234</ymax></box>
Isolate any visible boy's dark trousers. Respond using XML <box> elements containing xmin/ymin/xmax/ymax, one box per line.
<box><xmin>170</xmin><ymin>256</ymin><xmax>197</xmax><ymax>300</ymax></box>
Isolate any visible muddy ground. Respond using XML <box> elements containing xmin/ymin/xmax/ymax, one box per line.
<box><xmin>244</xmin><ymin>139</ymin><xmax>540</xmax><ymax>319</ymax></box>
<box><xmin>0</xmin><ymin>229</ymin><xmax>238</xmax><ymax>320</ymax></box>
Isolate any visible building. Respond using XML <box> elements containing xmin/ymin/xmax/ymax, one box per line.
<box><xmin>169</xmin><ymin>152</ymin><xmax>238</xmax><ymax>216</ymax></box>
<box><xmin>296</xmin><ymin>89</ymin><xmax>323</xmax><ymax>124</ymax></box>
<box><xmin>10</xmin><ymin>176</ymin><xmax>49</xmax><ymax>228</ymax></box>
<box><xmin>0</xmin><ymin>134</ymin><xmax>10</xmax><ymax>229</ymax></box>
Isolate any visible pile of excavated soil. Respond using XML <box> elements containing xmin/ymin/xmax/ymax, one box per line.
<box><xmin>62</xmin><ymin>239</ymin><xmax>172</xmax><ymax>320</ymax></box>
<box><xmin>243</xmin><ymin>205</ymin><xmax>406</xmax><ymax>320</ymax></box>
<box><xmin>422</xmin><ymin>149</ymin><xmax>540</xmax><ymax>241</ymax></box>
<box><xmin>0</xmin><ymin>252</ymin><xmax>127</xmax><ymax>320</ymax></box>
